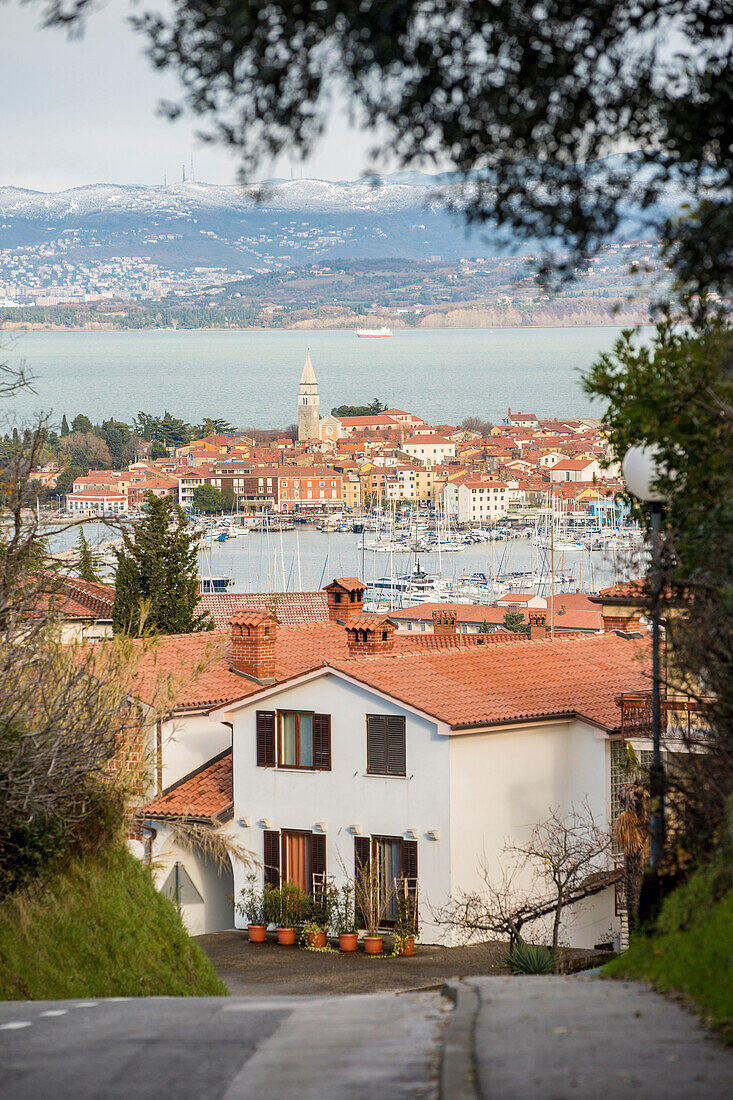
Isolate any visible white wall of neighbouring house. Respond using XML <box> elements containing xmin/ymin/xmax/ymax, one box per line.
<box><xmin>146</xmin><ymin>824</ymin><xmax>235</xmax><ymax>937</ymax></box>
<box><xmin>227</xmin><ymin>673</ymin><xmax>453</xmax><ymax>944</ymax></box>
<box><xmin>448</xmin><ymin>719</ymin><xmax>618</xmax><ymax>949</ymax></box>
<box><xmin>161</xmin><ymin>713</ymin><xmax>232</xmax><ymax>790</ymax></box>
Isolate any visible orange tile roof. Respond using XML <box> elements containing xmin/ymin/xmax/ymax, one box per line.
<box><xmin>143</xmin><ymin>749</ymin><xmax>232</xmax><ymax>821</ymax></box>
<box><xmin>329</xmin><ymin>634</ymin><xmax>650</xmax><ymax>731</ymax></box>
<box><xmin>390</xmin><ymin>601</ymin><xmax>604</xmax><ymax>633</ymax></box>
<box><xmin>198</xmin><ymin>591</ymin><xmax>329</xmax><ymax>628</ymax></box>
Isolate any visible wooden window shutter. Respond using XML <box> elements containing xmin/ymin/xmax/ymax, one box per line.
<box><xmin>263</xmin><ymin>830</ymin><xmax>280</xmax><ymax>888</ymax></box>
<box><xmin>386</xmin><ymin>716</ymin><xmax>406</xmax><ymax>776</ymax></box>
<box><xmin>366</xmin><ymin>714</ymin><xmax>387</xmax><ymax>774</ymax></box>
<box><xmin>311</xmin><ymin>833</ymin><xmax>326</xmax><ymax>889</ymax></box>
<box><xmin>256</xmin><ymin>710</ymin><xmax>275</xmax><ymax>767</ymax></box>
<box><xmin>354</xmin><ymin>836</ymin><xmax>371</xmax><ymax>929</ymax></box>
<box><xmin>313</xmin><ymin>714</ymin><xmax>332</xmax><ymax>771</ymax></box>
<box><xmin>401</xmin><ymin>839</ymin><xmax>418</xmax><ymax>886</ymax></box>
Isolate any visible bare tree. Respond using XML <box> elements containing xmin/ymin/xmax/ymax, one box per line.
<box><xmin>437</xmin><ymin>803</ymin><xmax>613</xmax><ymax>969</ymax></box>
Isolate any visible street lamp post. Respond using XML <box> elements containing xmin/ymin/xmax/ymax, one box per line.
<box><xmin>622</xmin><ymin>445</ymin><xmax>666</xmax><ymax>870</ymax></box>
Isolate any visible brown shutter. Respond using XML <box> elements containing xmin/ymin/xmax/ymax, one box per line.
<box><xmin>313</xmin><ymin>714</ymin><xmax>331</xmax><ymax>771</ymax></box>
<box><xmin>256</xmin><ymin>710</ymin><xmax>276</xmax><ymax>767</ymax></box>
<box><xmin>366</xmin><ymin>714</ymin><xmax>387</xmax><ymax>774</ymax></box>
<box><xmin>354</xmin><ymin>836</ymin><xmax>371</xmax><ymax>929</ymax></box>
<box><xmin>400</xmin><ymin>839</ymin><xmax>418</xmax><ymax>931</ymax></box>
<box><xmin>311</xmin><ymin>833</ymin><xmax>326</xmax><ymax>892</ymax></box>
<box><xmin>386</xmin><ymin>716</ymin><xmax>406</xmax><ymax>776</ymax></box>
<box><xmin>401</xmin><ymin>839</ymin><xmax>418</xmax><ymax>886</ymax></box>
<box><xmin>263</xmin><ymin>830</ymin><xmax>280</xmax><ymax>888</ymax></box>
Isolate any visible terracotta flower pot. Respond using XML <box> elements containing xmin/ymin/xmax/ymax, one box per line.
<box><xmin>277</xmin><ymin>926</ymin><xmax>296</xmax><ymax>946</ymax></box>
<box><xmin>339</xmin><ymin>932</ymin><xmax>358</xmax><ymax>953</ymax></box>
<box><xmin>307</xmin><ymin>929</ymin><xmax>328</xmax><ymax>949</ymax></box>
<box><xmin>247</xmin><ymin>924</ymin><xmax>267</xmax><ymax>943</ymax></box>
<box><xmin>363</xmin><ymin>935</ymin><xmax>383</xmax><ymax>955</ymax></box>
<box><xmin>398</xmin><ymin>937</ymin><xmax>415</xmax><ymax>956</ymax></box>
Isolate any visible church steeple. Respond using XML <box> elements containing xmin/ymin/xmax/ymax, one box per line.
<box><xmin>297</xmin><ymin>351</ymin><xmax>320</xmax><ymax>442</ymax></box>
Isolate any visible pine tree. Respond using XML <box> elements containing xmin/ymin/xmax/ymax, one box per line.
<box><xmin>502</xmin><ymin>611</ymin><xmax>528</xmax><ymax>633</ymax></box>
<box><xmin>60</xmin><ymin>414</ymin><xmax>70</xmax><ymax>437</ymax></box>
<box><xmin>75</xmin><ymin>528</ymin><xmax>100</xmax><ymax>583</ymax></box>
<box><xmin>112</xmin><ymin>493</ymin><xmax>212</xmax><ymax>636</ymax></box>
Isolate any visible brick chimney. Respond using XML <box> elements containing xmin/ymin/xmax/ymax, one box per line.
<box><xmin>345</xmin><ymin>615</ymin><xmax>396</xmax><ymax>657</ymax></box>
<box><xmin>228</xmin><ymin>611</ymin><xmax>276</xmax><ymax>682</ymax></box>
<box><xmin>529</xmin><ymin>610</ymin><xmax>548</xmax><ymax>640</ymax></box>
<box><xmin>602</xmin><ymin>612</ymin><xmax>643</xmax><ymax>634</ymax></box>
<box><xmin>323</xmin><ymin>577</ymin><xmax>367</xmax><ymax>623</ymax></box>
<box><xmin>432</xmin><ymin>608</ymin><xmax>457</xmax><ymax>637</ymax></box>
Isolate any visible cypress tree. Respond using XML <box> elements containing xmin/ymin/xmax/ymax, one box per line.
<box><xmin>75</xmin><ymin>528</ymin><xmax>100</xmax><ymax>583</ymax></box>
<box><xmin>60</xmin><ymin>414</ymin><xmax>70</xmax><ymax>437</ymax></box>
<box><xmin>112</xmin><ymin>493</ymin><xmax>212</xmax><ymax>636</ymax></box>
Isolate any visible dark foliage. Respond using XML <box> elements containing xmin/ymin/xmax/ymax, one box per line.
<box><xmin>586</xmin><ymin>304</ymin><xmax>733</xmax><ymax>863</ymax></box>
<box><xmin>112</xmin><ymin>492</ymin><xmax>213</xmax><ymax>635</ymax></box>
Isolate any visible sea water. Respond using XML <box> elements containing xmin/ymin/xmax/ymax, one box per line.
<box><xmin>1</xmin><ymin>326</ymin><xmax>651</xmax><ymax>429</ymax></box>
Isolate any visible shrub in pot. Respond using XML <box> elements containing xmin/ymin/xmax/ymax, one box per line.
<box><xmin>333</xmin><ymin>880</ymin><xmax>358</xmax><ymax>952</ymax></box>
<box><xmin>276</xmin><ymin>880</ymin><xmax>308</xmax><ymax>945</ymax></box>
<box><xmin>392</xmin><ymin>886</ymin><xmax>418</xmax><ymax>957</ymax></box>
<box><xmin>301</xmin><ymin>882</ymin><xmax>337</xmax><ymax>949</ymax></box>
<box><xmin>236</xmin><ymin>874</ymin><xmax>268</xmax><ymax>942</ymax></box>
<box><xmin>355</xmin><ymin>857</ymin><xmax>392</xmax><ymax>955</ymax></box>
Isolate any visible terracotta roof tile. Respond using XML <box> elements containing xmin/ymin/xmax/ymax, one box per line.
<box><xmin>143</xmin><ymin>750</ymin><xmax>232</xmax><ymax>820</ymax></box>
<box><xmin>328</xmin><ymin>634</ymin><xmax>650</xmax><ymax>731</ymax></box>
<box><xmin>198</xmin><ymin>591</ymin><xmax>329</xmax><ymax>628</ymax></box>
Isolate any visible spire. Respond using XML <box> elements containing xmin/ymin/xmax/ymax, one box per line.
<box><xmin>300</xmin><ymin>351</ymin><xmax>317</xmax><ymax>386</ymax></box>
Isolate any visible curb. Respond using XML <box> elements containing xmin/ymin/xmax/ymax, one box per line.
<box><xmin>440</xmin><ymin>978</ymin><xmax>480</xmax><ymax>1100</ymax></box>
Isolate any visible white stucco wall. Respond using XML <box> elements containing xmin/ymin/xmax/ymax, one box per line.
<box><xmin>161</xmin><ymin>712</ymin><xmax>232</xmax><ymax>789</ymax></box>
<box><xmin>448</xmin><ymin>719</ymin><xmax>618</xmax><ymax>949</ymax></box>
<box><xmin>226</xmin><ymin>673</ymin><xmax>452</xmax><ymax>943</ymax></box>
<box><xmin>147</xmin><ymin>824</ymin><xmax>235</xmax><ymax>937</ymax></box>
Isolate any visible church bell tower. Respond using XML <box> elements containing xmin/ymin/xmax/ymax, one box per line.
<box><xmin>297</xmin><ymin>352</ymin><xmax>320</xmax><ymax>442</ymax></box>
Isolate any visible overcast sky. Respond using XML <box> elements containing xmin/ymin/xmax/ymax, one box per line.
<box><xmin>0</xmin><ymin>0</ymin><xmax>377</xmax><ymax>191</ymax></box>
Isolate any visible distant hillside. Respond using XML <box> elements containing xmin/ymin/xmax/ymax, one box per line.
<box><xmin>0</xmin><ymin>168</ymin><xmax>683</xmax><ymax>274</ymax></box>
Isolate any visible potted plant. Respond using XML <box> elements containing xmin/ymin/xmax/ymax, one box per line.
<box><xmin>355</xmin><ymin>857</ymin><xmax>391</xmax><ymax>954</ymax></box>
<box><xmin>392</xmin><ymin>885</ymin><xmax>418</xmax><ymax>957</ymax></box>
<box><xmin>236</xmin><ymin>874</ymin><xmax>267</xmax><ymax>943</ymax></box>
<box><xmin>333</xmin><ymin>880</ymin><xmax>358</xmax><ymax>952</ymax></box>
<box><xmin>302</xmin><ymin>882</ymin><xmax>337</xmax><ymax>949</ymax></box>
<box><xmin>276</xmin><ymin>880</ymin><xmax>308</xmax><ymax>945</ymax></box>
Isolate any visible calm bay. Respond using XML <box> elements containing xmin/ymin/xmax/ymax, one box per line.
<box><xmin>1</xmin><ymin>326</ymin><xmax>651</xmax><ymax>428</ymax></box>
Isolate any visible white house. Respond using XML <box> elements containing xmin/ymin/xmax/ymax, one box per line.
<box><xmin>401</xmin><ymin>434</ymin><xmax>456</xmax><ymax>467</ymax></box>
<box><xmin>66</xmin><ymin>490</ymin><xmax>128</xmax><ymax>516</ymax></box>
<box><xmin>138</xmin><ymin>589</ymin><xmax>651</xmax><ymax>948</ymax></box>
<box><xmin>443</xmin><ymin>478</ymin><xmax>509</xmax><ymax>523</ymax></box>
<box><xmin>549</xmin><ymin>458</ymin><xmax>602</xmax><ymax>483</ymax></box>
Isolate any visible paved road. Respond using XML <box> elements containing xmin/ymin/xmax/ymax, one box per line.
<box><xmin>467</xmin><ymin>975</ymin><xmax>733</xmax><ymax>1099</ymax></box>
<box><xmin>0</xmin><ymin>991</ymin><xmax>446</xmax><ymax>1100</ymax></box>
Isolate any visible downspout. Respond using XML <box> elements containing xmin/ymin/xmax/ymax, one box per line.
<box><xmin>140</xmin><ymin>824</ymin><xmax>157</xmax><ymax>866</ymax></box>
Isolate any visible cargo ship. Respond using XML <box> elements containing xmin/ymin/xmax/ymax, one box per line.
<box><xmin>355</xmin><ymin>327</ymin><xmax>393</xmax><ymax>338</ymax></box>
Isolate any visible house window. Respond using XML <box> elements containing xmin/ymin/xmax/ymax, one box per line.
<box><xmin>366</xmin><ymin>714</ymin><xmax>406</xmax><ymax>776</ymax></box>
<box><xmin>257</xmin><ymin>710</ymin><xmax>331</xmax><ymax>769</ymax></box>
<box><xmin>263</xmin><ymin>829</ymin><xmax>326</xmax><ymax>894</ymax></box>
<box><xmin>354</xmin><ymin>835</ymin><xmax>418</xmax><ymax>926</ymax></box>
<box><xmin>280</xmin><ymin>711</ymin><xmax>314</xmax><ymax>767</ymax></box>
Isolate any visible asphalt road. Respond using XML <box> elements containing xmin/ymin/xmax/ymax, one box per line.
<box><xmin>0</xmin><ymin>991</ymin><xmax>447</xmax><ymax>1100</ymax></box>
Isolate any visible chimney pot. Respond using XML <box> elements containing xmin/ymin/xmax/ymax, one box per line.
<box><xmin>529</xmin><ymin>610</ymin><xmax>548</xmax><ymax>640</ymax></box>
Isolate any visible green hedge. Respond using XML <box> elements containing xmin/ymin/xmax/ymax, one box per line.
<box><xmin>0</xmin><ymin>846</ymin><xmax>227</xmax><ymax>1000</ymax></box>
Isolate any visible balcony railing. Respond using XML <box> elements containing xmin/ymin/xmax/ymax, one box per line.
<box><xmin>616</xmin><ymin>692</ymin><xmax>702</xmax><ymax>742</ymax></box>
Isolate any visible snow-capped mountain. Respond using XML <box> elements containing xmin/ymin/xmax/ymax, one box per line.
<box><xmin>0</xmin><ymin>168</ymin><xmax>677</xmax><ymax>274</ymax></box>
